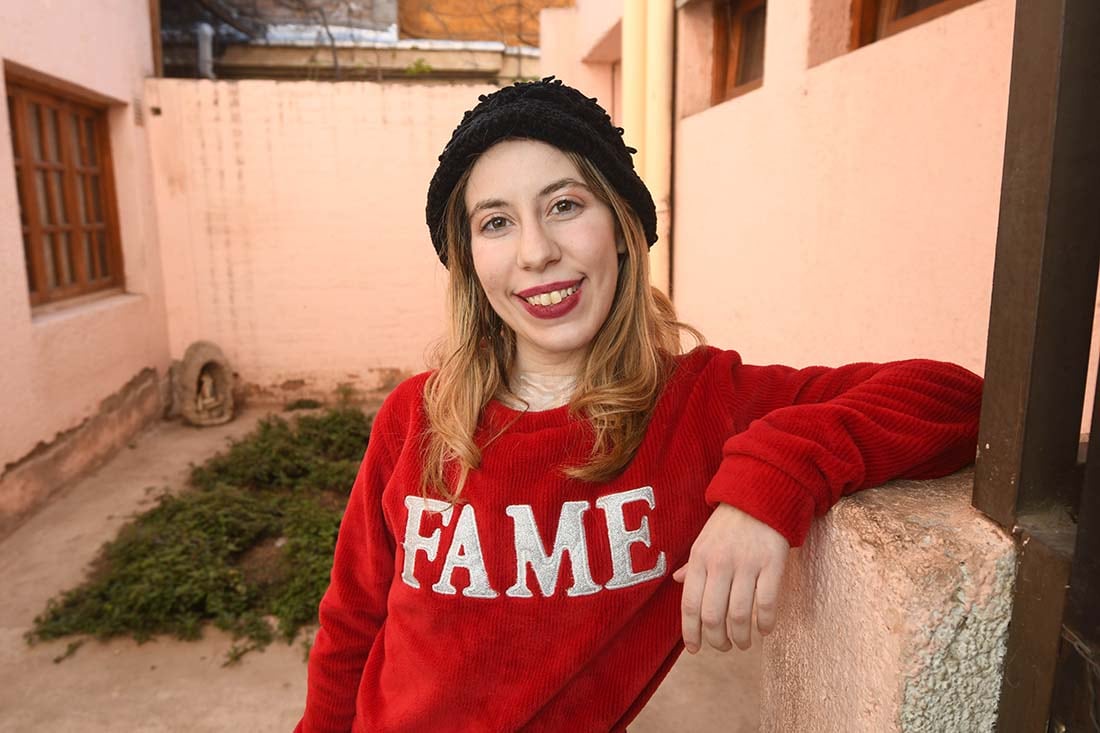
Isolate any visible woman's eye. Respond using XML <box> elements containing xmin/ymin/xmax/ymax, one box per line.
<box><xmin>553</xmin><ymin>200</ymin><xmax>579</xmax><ymax>215</ymax></box>
<box><xmin>483</xmin><ymin>216</ymin><xmax>508</xmax><ymax>232</ymax></box>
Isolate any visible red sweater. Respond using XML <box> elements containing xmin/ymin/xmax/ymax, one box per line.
<box><xmin>295</xmin><ymin>346</ymin><xmax>982</xmax><ymax>732</ymax></box>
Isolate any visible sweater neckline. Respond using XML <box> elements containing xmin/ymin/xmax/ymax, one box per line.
<box><xmin>483</xmin><ymin>397</ymin><xmax>575</xmax><ymax>432</ymax></box>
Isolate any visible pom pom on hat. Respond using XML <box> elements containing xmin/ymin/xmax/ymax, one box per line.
<box><xmin>425</xmin><ymin>76</ymin><xmax>657</xmax><ymax>267</ymax></box>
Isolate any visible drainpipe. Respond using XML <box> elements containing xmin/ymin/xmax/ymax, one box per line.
<box><xmin>643</xmin><ymin>0</ymin><xmax>673</xmax><ymax>296</ymax></box>
<box><xmin>197</xmin><ymin>22</ymin><xmax>216</xmax><ymax>79</ymax></box>
<box><xmin>622</xmin><ymin>0</ymin><xmax>647</xmax><ymax>174</ymax></box>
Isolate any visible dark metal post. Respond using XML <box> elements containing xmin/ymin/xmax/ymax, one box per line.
<box><xmin>972</xmin><ymin>0</ymin><xmax>1100</xmax><ymax>730</ymax></box>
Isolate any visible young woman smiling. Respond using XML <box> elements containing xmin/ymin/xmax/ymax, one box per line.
<box><xmin>295</xmin><ymin>78</ymin><xmax>983</xmax><ymax>733</ymax></box>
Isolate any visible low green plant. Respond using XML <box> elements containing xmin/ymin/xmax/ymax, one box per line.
<box><xmin>404</xmin><ymin>57</ymin><xmax>433</xmax><ymax>75</ymax></box>
<box><xmin>26</xmin><ymin>407</ymin><xmax>373</xmax><ymax>664</ymax></box>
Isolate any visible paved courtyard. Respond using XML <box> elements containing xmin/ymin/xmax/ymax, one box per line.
<box><xmin>0</xmin><ymin>408</ymin><xmax>760</xmax><ymax>732</ymax></box>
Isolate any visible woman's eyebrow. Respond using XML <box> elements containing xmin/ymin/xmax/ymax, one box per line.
<box><xmin>469</xmin><ymin>198</ymin><xmax>508</xmax><ymax>218</ymax></box>
<box><xmin>538</xmin><ymin>177</ymin><xmax>587</xmax><ymax>197</ymax></box>
<box><xmin>468</xmin><ymin>178</ymin><xmax>588</xmax><ymax>218</ymax></box>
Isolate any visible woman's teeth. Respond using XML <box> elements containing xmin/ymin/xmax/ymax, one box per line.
<box><xmin>524</xmin><ymin>285</ymin><xmax>578</xmax><ymax>307</ymax></box>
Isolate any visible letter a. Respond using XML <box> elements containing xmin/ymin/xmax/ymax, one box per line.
<box><xmin>432</xmin><ymin>504</ymin><xmax>498</xmax><ymax>598</ymax></box>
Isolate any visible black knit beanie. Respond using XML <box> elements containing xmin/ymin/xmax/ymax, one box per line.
<box><xmin>425</xmin><ymin>76</ymin><xmax>657</xmax><ymax>267</ymax></box>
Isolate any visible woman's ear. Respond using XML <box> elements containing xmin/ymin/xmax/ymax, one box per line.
<box><xmin>615</xmin><ymin>235</ymin><xmax>627</xmax><ymax>255</ymax></box>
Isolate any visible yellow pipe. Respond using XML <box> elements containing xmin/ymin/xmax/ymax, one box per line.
<box><xmin>643</xmin><ymin>0</ymin><xmax>674</xmax><ymax>295</ymax></box>
<box><xmin>622</xmin><ymin>0</ymin><xmax>647</xmax><ymax>175</ymax></box>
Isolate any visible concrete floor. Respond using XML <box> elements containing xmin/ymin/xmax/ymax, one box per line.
<box><xmin>0</xmin><ymin>408</ymin><xmax>760</xmax><ymax>732</ymax></box>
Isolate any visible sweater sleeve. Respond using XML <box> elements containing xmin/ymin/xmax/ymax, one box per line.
<box><xmin>294</xmin><ymin>396</ymin><xmax>402</xmax><ymax>733</ymax></box>
<box><xmin>704</xmin><ymin>357</ymin><xmax>983</xmax><ymax>548</ymax></box>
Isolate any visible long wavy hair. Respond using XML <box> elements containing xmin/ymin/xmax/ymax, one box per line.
<box><xmin>421</xmin><ymin>145</ymin><xmax>702</xmax><ymax>501</ymax></box>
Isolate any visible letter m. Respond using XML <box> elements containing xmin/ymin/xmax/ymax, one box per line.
<box><xmin>505</xmin><ymin>502</ymin><xmax>602</xmax><ymax>598</ymax></box>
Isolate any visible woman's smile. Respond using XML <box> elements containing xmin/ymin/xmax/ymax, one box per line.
<box><xmin>515</xmin><ymin>279</ymin><xmax>584</xmax><ymax>319</ymax></box>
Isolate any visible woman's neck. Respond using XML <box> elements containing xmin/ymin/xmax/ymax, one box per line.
<box><xmin>499</xmin><ymin>369</ymin><xmax>578</xmax><ymax>411</ymax></box>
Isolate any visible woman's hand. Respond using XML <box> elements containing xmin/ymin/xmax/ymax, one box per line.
<box><xmin>672</xmin><ymin>502</ymin><xmax>790</xmax><ymax>653</ymax></box>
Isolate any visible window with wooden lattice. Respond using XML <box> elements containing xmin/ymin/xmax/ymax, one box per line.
<box><xmin>6</xmin><ymin>77</ymin><xmax>124</xmax><ymax>307</ymax></box>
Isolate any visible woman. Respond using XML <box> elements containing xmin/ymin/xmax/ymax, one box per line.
<box><xmin>295</xmin><ymin>77</ymin><xmax>982</xmax><ymax>732</ymax></box>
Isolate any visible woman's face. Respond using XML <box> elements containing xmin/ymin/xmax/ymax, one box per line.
<box><xmin>464</xmin><ymin>139</ymin><xmax>623</xmax><ymax>376</ymax></box>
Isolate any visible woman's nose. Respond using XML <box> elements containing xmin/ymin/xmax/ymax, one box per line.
<box><xmin>516</xmin><ymin>221</ymin><xmax>561</xmax><ymax>270</ymax></box>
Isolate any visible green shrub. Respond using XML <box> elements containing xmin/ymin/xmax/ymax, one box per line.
<box><xmin>27</xmin><ymin>406</ymin><xmax>372</xmax><ymax>664</ymax></box>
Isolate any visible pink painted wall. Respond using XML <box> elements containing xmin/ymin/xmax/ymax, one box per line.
<box><xmin>145</xmin><ymin>80</ymin><xmax>482</xmax><ymax>400</ymax></box>
<box><xmin>673</xmin><ymin>0</ymin><xmax>1012</xmax><ymax>374</ymax></box>
<box><xmin>0</xmin><ymin>2</ymin><xmax>170</xmax><ymax>467</ymax></box>
<box><xmin>539</xmin><ymin>6</ymin><xmax>619</xmax><ymax>124</ymax></box>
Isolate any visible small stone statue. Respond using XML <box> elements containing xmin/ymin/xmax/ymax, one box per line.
<box><xmin>196</xmin><ymin>369</ymin><xmax>224</xmax><ymax>414</ymax></box>
<box><xmin>177</xmin><ymin>341</ymin><xmax>234</xmax><ymax>426</ymax></box>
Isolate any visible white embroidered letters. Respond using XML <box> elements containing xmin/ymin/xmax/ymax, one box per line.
<box><xmin>401</xmin><ymin>496</ymin><xmax>451</xmax><ymax>589</ymax></box>
<box><xmin>432</xmin><ymin>504</ymin><xmax>499</xmax><ymax>598</ymax></box>
<box><xmin>400</xmin><ymin>486</ymin><xmax>666</xmax><ymax>598</ymax></box>
<box><xmin>505</xmin><ymin>502</ymin><xmax>601</xmax><ymax>598</ymax></box>
<box><xmin>595</xmin><ymin>486</ymin><xmax>667</xmax><ymax>590</ymax></box>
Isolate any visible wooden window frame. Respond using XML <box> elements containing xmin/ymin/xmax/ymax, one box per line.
<box><xmin>712</xmin><ymin>0</ymin><xmax>766</xmax><ymax>105</ymax></box>
<box><xmin>851</xmin><ymin>0</ymin><xmax>986</xmax><ymax>49</ymax></box>
<box><xmin>5</xmin><ymin>72</ymin><xmax>125</xmax><ymax>308</ymax></box>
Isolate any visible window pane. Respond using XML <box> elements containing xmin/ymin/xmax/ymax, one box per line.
<box><xmin>76</xmin><ymin>174</ymin><xmax>88</xmax><ymax>225</ymax></box>
<box><xmin>30</xmin><ymin>103</ymin><xmax>44</xmax><ymax>161</ymax></box>
<box><xmin>896</xmin><ymin>0</ymin><xmax>946</xmax><ymax>18</ymax></box>
<box><xmin>35</xmin><ymin>169</ymin><xmax>53</xmax><ymax>225</ymax></box>
<box><xmin>52</xmin><ymin>171</ymin><xmax>68</xmax><ymax>225</ymax></box>
<box><xmin>90</xmin><ymin>175</ymin><xmax>103</xmax><ymax>222</ymax></box>
<box><xmin>15</xmin><ymin>165</ymin><xmax>28</xmax><ymax>226</ymax></box>
<box><xmin>70</xmin><ymin>112</ymin><xmax>84</xmax><ymax>166</ymax></box>
<box><xmin>83</xmin><ymin>231</ymin><xmax>96</xmax><ymax>280</ymax></box>
<box><xmin>45</xmin><ymin>108</ymin><xmax>60</xmax><ymax>162</ymax></box>
<box><xmin>737</xmin><ymin>5</ymin><xmax>766</xmax><ymax>86</ymax></box>
<box><xmin>96</xmin><ymin>231</ymin><xmax>109</xmax><ymax>278</ymax></box>
<box><xmin>7</xmin><ymin>95</ymin><xmax>19</xmax><ymax>158</ymax></box>
<box><xmin>85</xmin><ymin>118</ymin><xmax>98</xmax><ymax>165</ymax></box>
<box><xmin>42</xmin><ymin>233</ymin><xmax>57</xmax><ymax>289</ymax></box>
<box><xmin>59</xmin><ymin>231</ymin><xmax>74</xmax><ymax>285</ymax></box>
<box><xmin>23</xmin><ymin>233</ymin><xmax>36</xmax><ymax>292</ymax></box>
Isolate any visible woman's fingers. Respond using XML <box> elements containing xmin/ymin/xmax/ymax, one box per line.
<box><xmin>678</xmin><ymin>560</ymin><xmax>708</xmax><ymax>654</ymax></box>
<box><xmin>726</xmin><ymin>570</ymin><xmax>758</xmax><ymax>650</ymax></box>
<box><xmin>754</xmin><ymin>557</ymin><xmax>786</xmax><ymax>636</ymax></box>
<box><xmin>698</xmin><ymin>564</ymin><xmax>735</xmax><ymax>651</ymax></box>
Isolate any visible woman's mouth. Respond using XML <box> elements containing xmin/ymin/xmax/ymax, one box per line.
<box><xmin>515</xmin><ymin>280</ymin><xmax>584</xmax><ymax>319</ymax></box>
<box><xmin>521</xmin><ymin>283</ymin><xmax>579</xmax><ymax>307</ymax></box>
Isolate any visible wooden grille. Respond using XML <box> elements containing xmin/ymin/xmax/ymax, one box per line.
<box><xmin>6</xmin><ymin>80</ymin><xmax>124</xmax><ymax>307</ymax></box>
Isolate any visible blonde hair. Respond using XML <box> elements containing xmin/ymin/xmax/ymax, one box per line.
<box><xmin>421</xmin><ymin>147</ymin><xmax>702</xmax><ymax>501</ymax></box>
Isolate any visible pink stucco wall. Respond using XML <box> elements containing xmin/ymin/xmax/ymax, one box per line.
<box><xmin>145</xmin><ymin>80</ymin><xmax>483</xmax><ymax>400</ymax></box>
<box><xmin>0</xmin><ymin>2</ymin><xmax>170</xmax><ymax>467</ymax></box>
<box><xmin>673</xmin><ymin>0</ymin><xmax>1012</xmax><ymax>374</ymax></box>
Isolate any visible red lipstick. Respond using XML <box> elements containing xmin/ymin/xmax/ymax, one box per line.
<box><xmin>515</xmin><ymin>279</ymin><xmax>583</xmax><ymax>298</ymax></box>
<box><xmin>515</xmin><ymin>279</ymin><xmax>584</xmax><ymax>320</ymax></box>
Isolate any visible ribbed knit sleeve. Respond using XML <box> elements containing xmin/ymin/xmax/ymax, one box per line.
<box><xmin>295</xmin><ymin>394</ymin><xmax>402</xmax><ymax>733</ymax></box>
<box><xmin>704</xmin><ymin>358</ymin><xmax>983</xmax><ymax>548</ymax></box>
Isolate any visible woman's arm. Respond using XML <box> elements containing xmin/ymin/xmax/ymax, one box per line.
<box><xmin>295</xmin><ymin>400</ymin><xmax>402</xmax><ymax>733</ymax></box>
<box><xmin>676</xmin><ymin>357</ymin><xmax>983</xmax><ymax>654</ymax></box>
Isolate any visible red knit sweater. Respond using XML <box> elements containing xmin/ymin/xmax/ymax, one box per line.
<box><xmin>295</xmin><ymin>346</ymin><xmax>982</xmax><ymax>732</ymax></box>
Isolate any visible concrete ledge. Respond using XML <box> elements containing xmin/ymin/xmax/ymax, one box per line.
<box><xmin>0</xmin><ymin>367</ymin><xmax>164</xmax><ymax>542</ymax></box>
<box><xmin>760</xmin><ymin>468</ymin><xmax>1015</xmax><ymax>732</ymax></box>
